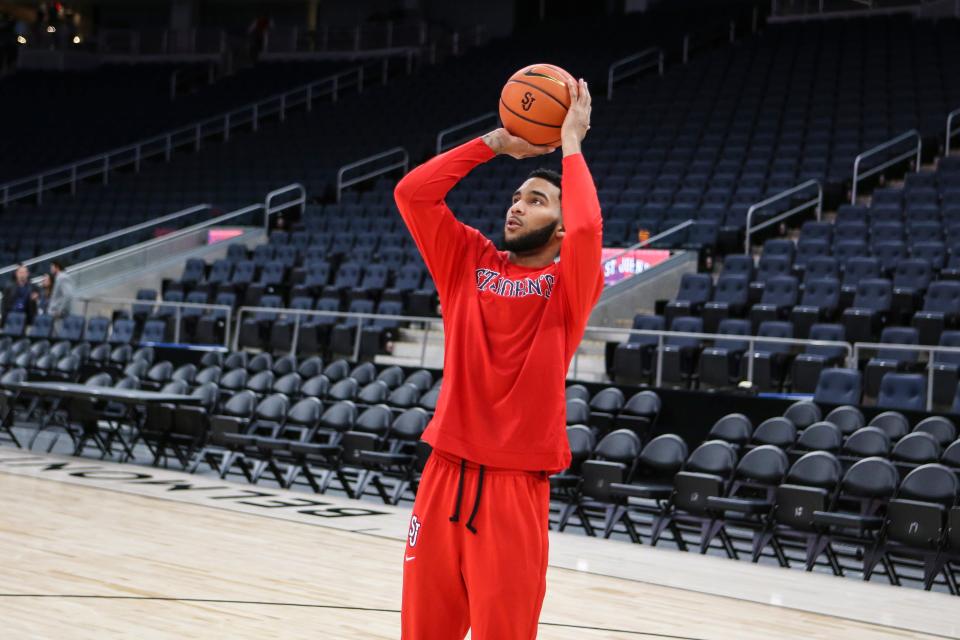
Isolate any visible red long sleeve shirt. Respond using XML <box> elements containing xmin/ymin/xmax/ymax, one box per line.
<box><xmin>394</xmin><ymin>137</ymin><xmax>603</xmax><ymax>473</ymax></box>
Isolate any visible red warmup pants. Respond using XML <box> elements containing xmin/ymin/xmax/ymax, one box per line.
<box><xmin>401</xmin><ymin>450</ymin><xmax>551</xmax><ymax>639</ymax></box>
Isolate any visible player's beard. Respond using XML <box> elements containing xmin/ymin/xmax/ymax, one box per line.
<box><xmin>502</xmin><ymin>219</ymin><xmax>559</xmax><ymax>253</ymax></box>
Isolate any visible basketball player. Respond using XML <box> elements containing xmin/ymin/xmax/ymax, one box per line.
<box><xmin>395</xmin><ymin>78</ymin><xmax>600</xmax><ymax>639</ymax></box>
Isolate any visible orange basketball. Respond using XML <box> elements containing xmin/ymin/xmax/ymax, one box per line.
<box><xmin>499</xmin><ymin>63</ymin><xmax>575</xmax><ymax>146</ymax></box>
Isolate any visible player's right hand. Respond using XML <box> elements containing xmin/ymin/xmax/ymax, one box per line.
<box><xmin>482</xmin><ymin>128</ymin><xmax>556</xmax><ymax>159</ymax></box>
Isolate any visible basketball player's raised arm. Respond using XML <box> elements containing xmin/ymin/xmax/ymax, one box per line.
<box><xmin>558</xmin><ymin>79</ymin><xmax>604</xmax><ymax>322</ymax></box>
<box><xmin>394</xmin><ymin>139</ymin><xmax>493</xmax><ymax>287</ymax></box>
<box><xmin>394</xmin><ymin>131</ymin><xmax>556</xmax><ymax>289</ymax></box>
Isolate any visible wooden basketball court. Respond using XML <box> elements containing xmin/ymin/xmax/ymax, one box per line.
<box><xmin>0</xmin><ymin>448</ymin><xmax>956</xmax><ymax>639</ymax></box>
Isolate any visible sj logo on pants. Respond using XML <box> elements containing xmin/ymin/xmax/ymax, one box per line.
<box><xmin>408</xmin><ymin>514</ymin><xmax>422</xmax><ymax>547</ymax></box>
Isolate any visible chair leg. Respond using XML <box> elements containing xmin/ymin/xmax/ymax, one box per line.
<box><xmin>699</xmin><ymin>519</ymin><xmax>725</xmax><ymax>555</ymax></box>
<box><xmin>353</xmin><ymin>469</ymin><xmax>374</xmax><ymax>498</ymax></box>
<box><xmin>390</xmin><ymin>479</ymin><xmax>409</xmax><ymax>505</ymax></box>
<box><xmin>372</xmin><ymin>475</ymin><xmax>392</xmax><ymax>504</ymax></box>
<box><xmin>602</xmin><ymin>505</ymin><xmax>625</xmax><ymax>539</ymax></box>
<box><xmin>579</xmin><ymin>507</ymin><xmax>596</xmax><ymax>537</ymax></box>
<box><xmin>556</xmin><ymin>502</ymin><xmax>578</xmax><ymax>532</ymax></box>
<box><xmin>751</xmin><ymin>529</ymin><xmax>774</xmax><ymax>564</ymax></box>
<box><xmin>923</xmin><ymin>553</ymin><xmax>947</xmax><ymax>592</ymax></box>
<box><xmin>649</xmin><ymin>513</ymin><xmax>672</xmax><ymax>546</ymax></box>
<box><xmin>805</xmin><ymin>536</ymin><xmax>831</xmax><ymax>573</ymax></box>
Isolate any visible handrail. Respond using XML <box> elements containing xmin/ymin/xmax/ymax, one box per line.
<box><xmin>602</xmin><ymin>219</ymin><xmax>695</xmax><ymax>271</ymax></box>
<box><xmin>76</xmin><ymin>296</ymin><xmax>233</xmax><ymax>347</ymax></box>
<box><xmin>264</xmin><ymin>183</ymin><xmax>306</xmax><ymax>232</ymax></box>
<box><xmin>850</xmin><ymin>130</ymin><xmax>922</xmax><ymax>203</ymax></box>
<box><xmin>744</xmin><ymin>180</ymin><xmax>822</xmax><ymax>252</ymax></box>
<box><xmin>606</xmin><ymin>47</ymin><xmax>664</xmax><ymax>101</ymax></box>
<box><xmin>234</xmin><ymin>305</ymin><xmax>441</xmax><ymax>362</ymax></box>
<box><xmin>575</xmin><ymin>326</ymin><xmax>852</xmax><ymax>386</ymax></box>
<box><xmin>681</xmin><ymin>18</ymin><xmax>738</xmax><ymax>64</ymax></box>
<box><xmin>436</xmin><ymin>112</ymin><xmax>498</xmax><ymax>155</ymax></box>
<box><xmin>0</xmin><ymin>65</ymin><xmax>369</xmax><ymax>208</ymax></box>
<box><xmin>336</xmin><ymin>147</ymin><xmax>409</xmax><ymax>202</ymax></box>
<box><xmin>71</xmin><ymin>203</ymin><xmax>263</xmax><ymax>273</ymax></box>
<box><xmin>0</xmin><ymin>203</ymin><xmax>212</xmax><ymax>280</ymax></box>
<box><xmin>947</xmin><ymin>107</ymin><xmax>960</xmax><ymax>156</ymax></box>
<box><xmin>851</xmin><ymin>341</ymin><xmax>960</xmax><ymax>411</ymax></box>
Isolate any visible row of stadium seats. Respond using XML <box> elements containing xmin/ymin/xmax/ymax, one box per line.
<box><xmin>553</xmin><ymin>399</ymin><xmax>960</xmax><ymax>593</ymax></box>
<box><xmin>0</xmin><ymin>61</ymin><xmax>348</xmax><ymax>183</ymax></box>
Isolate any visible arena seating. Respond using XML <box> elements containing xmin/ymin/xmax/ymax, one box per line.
<box><xmin>555</xmin><ymin>398</ymin><xmax>960</xmax><ymax>593</ymax></box>
<box><xmin>3</xmin><ymin>324</ymin><xmax>960</xmax><ymax>592</ymax></box>
<box><xmin>0</xmin><ymin>61</ymin><xmax>347</xmax><ymax>183</ymax></box>
<box><xmin>613</xmin><ymin>153</ymin><xmax>960</xmax><ymax>401</ymax></box>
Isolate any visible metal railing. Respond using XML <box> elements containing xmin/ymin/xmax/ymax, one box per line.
<box><xmin>607</xmin><ymin>48</ymin><xmax>664</xmax><ymax>101</ymax></box>
<box><xmin>0</xmin><ymin>203</ymin><xmax>212</xmax><ymax>281</ymax></box>
<box><xmin>436</xmin><ymin>112</ymin><xmax>498</xmax><ymax>155</ymax></box>
<box><xmin>850</xmin><ymin>130</ymin><xmax>922</xmax><ymax>203</ymax></box>
<box><xmin>947</xmin><ymin>107</ymin><xmax>960</xmax><ymax>156</ymax></box>
<box><xmin>98</xmin><ymin>27</ymin><xmax>227</xmax><ymax>56</ymax></box>
<box><xmin>0</xmin><ymin>66</ymin><xmax>368</xmax><ymax>208</ymax></box>
<box><xmin>265</xmin><ymin>21</ymin><xmax>428</xmax><ymax>53</ymax></box>
<box><xmin>850</xmin><ymin>342</ymin><xmax>960</xmax><ymax>412</ymax></box>
<box><xmin>62</xmin><ymin>203</ymin><xmax>263</xmax><ymax>294</ymax></box>
<box><xmin>601</xmin><ymin>219</ymin><xmax>694</xmax><ymax>279</ymax></box>
<box><xmin>234</xmin><ymin>305</ymin><xmax>440</xmax><ymax>363</ymax></box>
<box><xmin>744</xmin><ymin>180</ymin><xmax>822</xmax><ymax>252</ymax></box>
<box><xmin>336</xmin><ymin>147</ymin><xmax>409</xmax><ymax>202</ymax></box>
<box><xmin>77</xmin><ymin>296</ymin><xmax>234</xmax><ymax>348</ymax></box>
<box><xmin>573</xmin><ymin>326</ymin><xmax>852</xmax><ymax>386</ymax></box>
<box><xmin>681</xmin><ymin>19</ymin><xmax>737</xmax><ymax>64</ymax></box>
<box><xmin>264</xmin><ymin>184</ymin><xmax>306</xmax><ymax>232</ymax></box>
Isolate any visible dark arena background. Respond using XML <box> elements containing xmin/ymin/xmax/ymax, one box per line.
<box><xmin>0</xmin><ymin>0</ymin><xmax>959</xmax><ymax>637</ymax></box>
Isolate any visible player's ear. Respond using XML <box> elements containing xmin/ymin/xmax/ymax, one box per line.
<box><xmin>554</xmin><ymin>219</ymin><xmax>566</xmax><ymax>240</ymax></box>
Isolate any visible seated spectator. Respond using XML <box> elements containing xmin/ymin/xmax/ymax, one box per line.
<box><xmin>1</xmin><ymin>264</ymin><xmax>38</xmax><ymax>324</ymax></box>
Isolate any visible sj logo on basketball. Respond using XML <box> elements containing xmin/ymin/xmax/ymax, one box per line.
<box><xmin>521</xmin><ymin>91</ymin><xmax>536</xmax><ymax>111</ymax></box>
<box><xmin>408</xmin><ymin>514</ymin><xmax>422</xmax><ymax>547</ymax></box>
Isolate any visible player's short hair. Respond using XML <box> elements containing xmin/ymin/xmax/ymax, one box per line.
<box><xmin>527</xmin><ymin>168</ymin><xmax>561</xmax><ymax>197</ymax></box>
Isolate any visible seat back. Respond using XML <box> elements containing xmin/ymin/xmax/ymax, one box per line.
<box><xmin>877</xmin><ymin>373</ymin><xmax>926</xmax><ymax>411</ymax></box>
<box><xmin>912</xmin><ymin>417</ymin><xmax>957</xmax><ymax>448</ymax></box>
<box><xmin>842</xmin><ymin>257</ymin><xmax>880</xmax><ymax>288</ymax></box>
<box><xmin>796</xmin><ymin>422</ymin><xmax>843</xmax><ymax>453</ymax></box>
<box><xmin>813</xmin><ymin>368</ymin><xmax>862</xmax><ymax>405</ymax></box>
<box><xmin>824</xmin><ymin>404</ymin><xmax>864</xmax><ymax>435</ymax></box>
<box><xmin>852</xmin><ymin>278</ymin><xmax>893</xmax><ymax>311</ymax></box>
<box><xmin>707</xmin><ymin>414</ymin><xmax>752</xmax><ymax>447</ymax></box>
<box><xmin>868</xmin><ymin>411</ymin><xmax>910</xmax><ymax>441</ymax></box>
<box><xmin>922</xmin><ymin>281</ymin><xmax>960</xmax><ymax>314</ymax></box>
<box><xmin>842</xmin><ymin>456</ymin><xmax>899</xmax><ymax>498</ymax></box>
<box><xmin>712</xmin><ymin>275</ymin><xmax>749</xmax><ymax>306</ymax></box>
<box><xmin>589</xmin><ymin>387</ymin><xmax>624</xmax><ymax>413</ymax></box>
<box><xmin>843</xmin><ymin>427</ymin><xmax>891</xmax><ymax>458</ymax></box>
<box><xmin>752</xmin><ymin>417</ymin><xmax>797</xmax><ymax>448</ymax></box>
<box><xmin>892</xmin><ymin>258</ymin><xmax>933</xmax><ymax>290</ymax></box>
<box><xmin>891</xmin><ymin>432</ymin><xmax>941</xmax><ymax>465</ymax></box>
<box><xmin>800</xmin><ymin>278</ymin><xmax>839</xmax><ymax>309</ymax></box>
<box><xmin>675</xmin><ymin>273</ymin><xmax>713</xmax><ymax>304</ymax></box>
<box><xmin>760</xmin><ymin>276</ymin><xmax>798</xmax><ymax>307</ymax></box>
<box><xmin>876</xmin><ymin>326</ymin><xmax>919</xmax><ymax>362</ymax></box>
<box><xmin>627</xmin><ymin>314</ymin><xmax>664</xmax><ymax>346</ymax></box>
<box><xmin>666</xmin><ymin>316</ymin><xmax>703</xmax><ymax>347</ymax></box>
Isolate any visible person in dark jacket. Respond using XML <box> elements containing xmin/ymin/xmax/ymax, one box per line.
<box><xmin>1</xmin><ymin>264</ymin><xmax>38</xmax><ymax>324</ymax></box>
